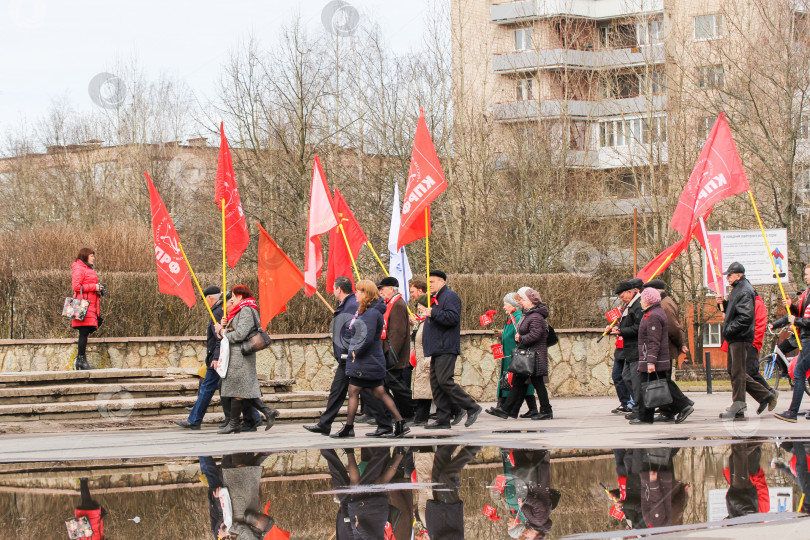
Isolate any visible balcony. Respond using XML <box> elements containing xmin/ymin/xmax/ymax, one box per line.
<box><xmin>493</xmin><ymin>43</ymin><xmax>664</xmax><ymax>73</ymax></box>
<box><xmin>490</xmin><ymin>95</ymin><xmax>666</xmax><ymax>122</ymax></box>
<box><xmin>490</xmin><ymin>0</ymin><xmax>664</xmax><ymax>24</ymax></box>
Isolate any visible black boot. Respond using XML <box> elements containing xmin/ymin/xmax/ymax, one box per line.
<box><xmin>219</xmin><ymin>397</ymin><xmax>231</xmax><ymax>429</ymax></box>
<box><xmin>250</xmin><ymin>398</ymin><xmax>280</xmax><ymax>431</ymax></box>
<box><xmin>218</xmin><ymin>399</ymin><xmax>242</xmax><ymax>434</ymax></box>
<box><xmin>74</xmin><ymin>354</ymin><xmax>91</xmax><ymax>370</ymax></box>
<box><xmin>520</xmin><ymin>395</ymin><xmax>539</xmax><ymax>418</ymax></box>
<box><xmin>532</xmin><ymin>404</ymin><xmax>553</xmax><ymax>421</ymax></box>
<box><xmin>391</xmin><ymin>420</ymin><xmax>411</xmax><ymax>438</ymax></box>
<box><xmin>330</xmin><ymin>424</ymin><xmax>355</xmax><ymax>438</ymax></box>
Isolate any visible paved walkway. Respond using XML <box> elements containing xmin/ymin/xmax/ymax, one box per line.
<box><xmin>2</xmin><ymin>392</ymin><xmax>808</xmax><ymax>462</ymax></box>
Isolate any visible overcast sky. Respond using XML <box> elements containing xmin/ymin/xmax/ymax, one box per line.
<box><xmin>0</xmin><ymin>0</ymin><xmax>433</xmax><ymax>135</ymax></box>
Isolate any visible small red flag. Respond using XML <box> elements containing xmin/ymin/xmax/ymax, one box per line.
<box><xmin>636</xmin><ymin>236</ymin><xmax>690</xmax><ymax>283</ymax></box>
<box><xmin>605</xmin><ymin>307</ymin><xmax>622</xmax><ymax>323</ymax></box>
<box><xmin>397</xmin><ymin>108</ymin><xmax>447</xmax><ymax>249</ymax></box>
<box><xmin>146</xmin><ymin>173</ymin><xmax>196</xmax><ymax>308</ymax></box>
<box><xmin>670</xmin><ymin>112</ymin><xmax>750</xmax><ymax>237</ymax></box>
<box><xmin>257</xmin><ymin>224</ymin><xmax>305</xmax><ymax>327</ymax></box>
<box><xmin>326</xmin><ymin>188</ymin><xmax>368</xmax><ymax>290</ymax></box>
<box><xmin>304</xmin><ymin>156</ymin><xmax>338</xmax><ymax>296</ymax></box>
<box><xmin>214</xmin><ymin>123</ymin><xmax>250</xmax><ymax>268</ymax></box>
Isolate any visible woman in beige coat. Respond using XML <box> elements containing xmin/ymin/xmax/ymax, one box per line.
<box><xmin>411</xmin><ymin>294</ymin><xmax>433</xmax><ymax>425</ymax></box>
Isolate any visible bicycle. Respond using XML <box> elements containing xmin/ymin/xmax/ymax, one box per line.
<box><xmin>759</xmin><ymin>327</ymin><xmax>810</xmax><ymax>397</ymax></box>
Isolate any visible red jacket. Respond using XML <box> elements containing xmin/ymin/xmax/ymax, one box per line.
<box><xmin>74</xmin><ymin>507</ymin><xmax>104</xmax><ymax>539</ymax></box>
<box><xmin>71</xmin><ymin>260</ymin><xmax>100</xmax><ymax>328</ymax></box>
<box><xmin>753</xmin><ymin>294</ymin><xmax>767</xmax><ymax>352</ymax></box>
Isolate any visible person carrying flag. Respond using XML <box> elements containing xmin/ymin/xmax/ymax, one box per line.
<box><xmin>774</xmin><ymin>264</ymin><xmax>810</xmax><ymax>422</ymax></box>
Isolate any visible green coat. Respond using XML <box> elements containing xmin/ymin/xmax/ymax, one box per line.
<box><xmin>499</xmin><ymin>310</ymin><xmax>535</xmax><ymax>398</ymax></box>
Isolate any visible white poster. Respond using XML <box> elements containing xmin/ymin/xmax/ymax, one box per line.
<box><xmin>708</xmin><ymin>487</ymin><xmax>794</xmax><ymax>522</ymax></box>
<box><xmin>702</xmin><ymin>229</ymin><xmax>789</xmax><ymax>291</ymax></box>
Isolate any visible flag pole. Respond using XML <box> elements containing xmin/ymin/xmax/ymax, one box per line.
<box><xmin>366</xmin><ymin>241</ymin><xmax>389</xmax><ymax>276</ymax></box>
<box><xmin>179</xmin><ymin>242</ymin><xmax>217</xmax><ymax>325</ymax></box>
<box><xmin>699</xmin><ymin>217</ymin><xmax>725</xmax><ymax>311</ymax></box>
<box><xmin>315</xmin><ymin>290</ymin><xmax>334</xmax><ymax>312</ymax></box>
<box><xmin>425</xmin><ymin>209</ymin><xmax>431</xmax><ymax>298</ymax></box>
<box><xmin>338</xmin><ymin>224</ymin><xmax>362</xmax><ymax>282</ymax></box>
<box><xmin>221</xmin><ymin>198</ymin><xmax>227</xmax><ymax>319</ymax></box>
<box><xmin>747</xmin><ymin>190</ymin><xmax>802</xmax><ymax>350</ymax></box>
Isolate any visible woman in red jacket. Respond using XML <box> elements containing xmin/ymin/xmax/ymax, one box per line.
<box><xmin>71</xmin><ymin>248</ymin><xmax>104</xmax><ymax>370</ymax></box>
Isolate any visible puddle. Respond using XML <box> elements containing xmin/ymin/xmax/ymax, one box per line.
<box><xmin>1</xmin><ymin>439</ymin><xmax>809</xmax><ymax>539</ymax></box>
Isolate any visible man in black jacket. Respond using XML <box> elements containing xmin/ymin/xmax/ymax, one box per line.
<box><xmin>720</xmin><ymin>262</ymin><xmax>771</xmax><ymax>420</ymax></box>
<box><xmin>774</xmin><ymin>264</ymin><xmax>810</xmax><ymax>422</ymax></box>
<box><xmin>610</xmin><ymin>280</ymin><xmax>643</xmax><ymax>421</ymax></box>
<box><xmin>419</xmin><ymin>271</ymin><xmax>482</xmax><ymax>429</ymax></box>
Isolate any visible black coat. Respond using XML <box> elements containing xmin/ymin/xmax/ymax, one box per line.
<box><xmin>618</xmin><ymin>295</ymin><xmax>643</xmax><ymax>363</ymax></box>
<box><xmin>345</xmin><ymin>302</ymin><xmax>386</xmax><ymax>382</ymax></box>
<box><xmin>637</xmin><ymin>304</ymin><xmax>670</xmax><ymax>372</ymax></box>
<box><xmin>205</xmin><ymin>298</ymin><xmax>225</xmax><ymax>367</ymax></box>
<box><xmin>773</xmin><ymin>287</ymin><xmax>810</xmax><ymax>340</ymax></box>
<box><xmin>722</xmin><ymin>277</ymin><xmax>755</xmax><ymax>344</ymax></box>
<box><xmin>426</xmin><ymin>501</ymin><xmax>464</xmax><ymax>540</ymax></box>
<box><xmin>423</xmin><ymin>286</ymin><xmax>462</xmax><ymax>357</ymax></box>
<box><xmin>517</xmin><ymin>304</ymin><xmax>550</xmax><ymax>377</ymax></box>
<box><xmin>332</xmin><ymin>293</ymin><xmax>359</xmax><ymax>362</ymax></box>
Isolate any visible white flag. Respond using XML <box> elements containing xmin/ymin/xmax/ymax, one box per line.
<box><xmin>388</xmin><ymin>184</ymin><xmax>413</xmax><ymax>302</ymax></box>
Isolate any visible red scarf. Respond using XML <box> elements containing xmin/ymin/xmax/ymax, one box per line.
<box><xmin>226</xmin><ymin>297</ymin><xmax>258</xmax><ymax>322</ymax></box>
<box><xmin>381</xmin><ymin>294</ymin><xmax>402</xmax><ymax>340</ymax></box>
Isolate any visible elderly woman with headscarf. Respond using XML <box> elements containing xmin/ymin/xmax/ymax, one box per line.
<box><xmin>488</xmin><ymin>287</ymin><xmax>553</xmax><ymax>420</ymax></box>
<box><xmin>488</xmin><ymin>292</ymin><xmax>537</xmax><ymax>418</ymax></box>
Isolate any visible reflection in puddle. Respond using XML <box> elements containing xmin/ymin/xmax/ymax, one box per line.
<box><xmin>1</xmin><ymin>440</ymin><xmax>809</xmax><ymax>538</ymax></box>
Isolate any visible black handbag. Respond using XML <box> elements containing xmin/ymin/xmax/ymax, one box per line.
<box><xmin>240</xmin><ymin>309</ymin><xmax>272</xmax><ymax>355</ymax></box>
<box><xmin>641</xmin><ymin>372</ymin><xmax>672</xmax><ymax>408</ymax></box>
<box><xmin>546</xmin><ymin>325</ymin><xmax>558</xmax><ymax>347</ymax></box>
<box><xmin>384</xmin><ymin>344</ymin><xmax>399</xmax><ymax>370</ymax></box>
<box><xmin>507</xmin><ymin>348</ymin><xmax>535</xmax><ymax>376</ymax></box>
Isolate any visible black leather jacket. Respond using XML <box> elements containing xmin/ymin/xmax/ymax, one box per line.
<box><xmin>772</xmin><ymin>287</ymin><xmax>810</xmax><ymax>340</ymax></box>
<box><xmin>722</xmin><ymin>277</ymin><xmax>755</xmax><ymax>344</ymax></box>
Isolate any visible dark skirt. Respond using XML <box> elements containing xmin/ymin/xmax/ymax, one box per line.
<box><xmin>349</xmin><ymin>377</ymin><xmax>384</xmax><ymax>388</ymax></box>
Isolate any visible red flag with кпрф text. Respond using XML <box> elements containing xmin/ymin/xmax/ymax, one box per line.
<box><xmin>397</xmin><ymin>108</ymin><xmax>447</xmax><ymax>249</ymax></box>
<box><xmin>146</xmin><ymin>172</ymin><xmax>196</xmax><ymax>307</ymax></box>
<box><xmin>215</xmin><ymin>122</ymin><xmax>250</xmax><ymax>268</ymax></box>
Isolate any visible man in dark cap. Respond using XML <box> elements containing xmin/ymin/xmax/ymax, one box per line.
<box><xmin>419</xmin><ymin>270</ymin><xmax>482</xmax><ymax>429</ymax></box>
<box><xmin>643</xmin><ymin>279</ymin><xmax>695</xmax><ymax>423</ymax></box>
<box><xmin>377</xmin><ymin>276</ymin><xmax>413</xmax><ymax>423</ymax></box>
<box><xmin>177</xmin><ymin>287</ymin><xmax>259</xmax><ymax>430</ymax></box>
<box><xmin>719</xmin><ymin>262</ymin><xmax>772</xmax><ymax>420</ymax></box>
<box><xmin>609</xmin><ymin>280</ymin><xmax>643</xmax><ymax>420</ymax></box>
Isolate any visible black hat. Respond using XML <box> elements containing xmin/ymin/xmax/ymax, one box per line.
<box><xmin>429</xmin><ymin>270</ymin><xmax>447</xmax><ymax>281</ymax></box>
<box><xmin>376</xmin><ymin>276</ymin><xmax>399</xmax><ymax>288</ymax></box>
<box><xmin>643</xmin><ymin>279</ymin><xmax>666</xmax><ymax>290</ymax></box>
<box><xmin>627</xmin><ymin>278</ymin><xmax>644</xmax><ymax>290</ymax></box>
<box><xmin>202</xmin><ymin>286</ymin><xmax>221</xmax><ymax>297</ymax></box>
<box><xmin>614</xmin><ymin>281</ymin><xmax>633</xmax><ymax>295</ymax></box>
<box><xmin>724</xmin><ymin>261</ymin><xmax>745</xmax><ymax>275</ymax></box>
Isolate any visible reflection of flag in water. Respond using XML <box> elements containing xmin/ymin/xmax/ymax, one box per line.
<box><xmin>388</xmin><ymin>184</ymin><xmax>413</xmax><ymax>302</ymax></box>
<box><xmin>772</xmin><ymin>248</ymin><xmax>785</xmax><ymax>274</ymax></box>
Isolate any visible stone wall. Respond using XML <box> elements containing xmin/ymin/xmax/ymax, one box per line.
<box><xmin>0</xmin><ymin>329</ymin><xmax>614</xmax><ymax>398</ymax></box>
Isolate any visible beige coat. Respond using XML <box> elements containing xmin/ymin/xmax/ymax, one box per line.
<box><xmin>411</xmin><ymin>322</ymin><xmax>433</xmax><ymax>400</ymax></box>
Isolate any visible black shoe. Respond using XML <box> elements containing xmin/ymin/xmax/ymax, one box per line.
<box><xmin>531</xmin><ymin>412</ymin><xmax>553</xmax><ymax>420</ymax></box>
<box><xmin>625</xmin><ymin>413</ymin><xmax>638</xmax><ymax>421</ymax></box>
<box><xmin>175</xmin><ymin>420</ymin><xmax>201</xmax><ymax>430</ymax></box>
<box><xmin>486</xmin><ymin>407</ymin><xmax>509</xmax><ymax>419</ymax></box>
<box><xmin>465</xmin><ymin>406</ymin><xmax>482</xmax><ymax>428</ymax></box>
<box><xmin>217</xmin><ymin>419</ymin><xmax>241</xmax><ymax>434</ymax></box>
<box><xmin>675</xmin><ymin>405</ymin><xmax>694</xmax><ymax>424</ymax></box>
<box><xmin>805</xmin><ymin>411</ymin><xmax>810</xmax><ymax>420</ymax></box>
<box><xmin>654</xmin><ymin>414</ymin><xmax>675</xmax><ymax>423</ymax></box>
<box><xmin>612</xmin><ymin>405</ymin><xmax>631</xmax><ymax>414</ymax></box>
<box><xmin>74</xmin><ymin>354</ymin><xmax>91</xmax><ymax>370</ymax></box>
<box><xmin>366</xmin><ymin>426</ymin><xmax>394</xmax><ymax>437</ymax></box>
<box><xmin>391</xmin><ymin>420</ymin><xmax>411</xmax><ymax>438</ymax></box>
<box><xmin>520</xmin><ymin>409</ymin><xmax>539</xmax><ymax>419</ymax></box>
<box><xmin>413</xmin><ymin>418</ymin><xmax>428</xmax><ymax>426</ymax></box>
<box><xmin>757</xmin><ymin>390</ymin><xmax>778</xmax><ymax>415</ymax></box>
<box><xmin>451</xmin><ymin>410</ymin><xmax>466</xmax><ymax>426</ymax></box>
<box><xmin>331</xmin><ymin>424</ymin><xmax>355</xmax><ymax>438</ymax></box>
<box><xmin>303</xmin><ymin>424</ymin><xmax>330</xmax><ymax>436</ymax></box>
<box><xmin>775</xmin><ymin>410</ymin><xmax>798</xmax><ymax>423</ymax></box>
<box><xmin>629</xmin><ymin>418</ymin><xmax>653</xmax><ymax>425</ymax></box>
<box><xmin>241</xmin><ymin>417</ymin><xmax>261</xmax><ymax>432</ymax></box>
<box><xmin>424</xmin><ymin>422</ymin><xmax>451</xmax><ymax>430</ymax></box>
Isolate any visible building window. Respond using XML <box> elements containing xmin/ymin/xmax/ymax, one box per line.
<box><xmin>599</xmin><ymin>23</ymin><xmax>637</xmax><ymax>49</ymax></box>
<box><xmin>516</xmin><ymin>77</ymin><xmax>533</xmax><ymax>101</ymax></box>
<box><xmin>599</xmin><ymin>116</ymin><xmax>665</xmax><ymax>148</ymax></box>
<box><xmin>703</xmin><ymin>323</ymin><xmax>722</xmax><ymax>347</ymax></box>
<box><xmin>514</xmin><ymin>27</ymin><xmax>533</xmax><ymax>51</ymax></box>
<box><xmin>696</xmin><ymin>65</ymin><xmax>724</xmax><ymax>89</ymax></box>
<box><xmin>695</xmin><ymin>14</ymin><xmax>723</xmax><ymax>41</ymax></box>
<box><xmin>640</xmin><ymin>70</ymin><xmax>666</xmax><ymax>94</ymax></box>
<box><xmin>636</xmin><ymin>18</ymin><xmax>664</xmax><ymax>45</ymax></box>
<box><xmin>697</xmin><ymin>116</ymin><xmax>715</xmax><ymax>141</ymax></box>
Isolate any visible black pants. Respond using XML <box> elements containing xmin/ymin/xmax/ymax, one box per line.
<box><xmin>728</xmin><ymin>342</ymin><xmax>770</xmax><ymax>404</ymax></box>
<box><xmin>430</xmin><ymin>354</ymin><xmax>477</xmax><ymax>424</ymax></box>
<box><xmin>318</xmin><ymin>362</ymin><xmax>392</xmax><ymax>429</ymax></box>
<box><xmin>638</xmin><ymin>370</ymin><xmax>691</xmax><ymax>423</ymax></box>
<box><xmin>431</xmin><ymin>445</ymin><xmax>481</xmax><ymax>504</ymax></box>
<box><xmin>622</xmin><ymin>360</ymin><xmax>641</xmax><ymax>413</ymax></box>
<box><xmin>76</xmin><ymin>326</ymin><xmax>97</xmax><ymax>356</ymax></box>
<box><xmin>414</xmin><ymin>399</ymin><xmax>432</xmax><ymax>422</ymax></box>
<box><xmin>503</xmin><ymin>374</ymin><xmax>551</xmax><ymax>417</ymax></box>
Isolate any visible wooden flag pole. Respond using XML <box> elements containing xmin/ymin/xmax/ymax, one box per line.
<box><xmin>747</xmin><ymin>190</ymin><xmax>802</xmax><ymax>350</ymax></box>
<box><xmin>366</xmin><ymin>241</ymin><xmax>389</xmax><ymax>277</ymax></box>
<box><xmin>338</xmin><ymin>224</ymin><xmax>362</xmax><ymax>282</ymax></box>
<box><xmin>425</xmin><ymin>209</ymin><xmax>431</xmax><ymax>298</ymax></box>
<box><xmin>179</xmin><ymin>242</ymin><xmax>217</xmax><ymax>325</ymax></box>
<box><xmin>315</xmin><ymin>290</ymin><xmax>335</xmax><ymax>313</ymax></box>
<box><xmin>221</xmin><ymin>198</ymin><xmax>227</xmax><ymax>319</ymax></box>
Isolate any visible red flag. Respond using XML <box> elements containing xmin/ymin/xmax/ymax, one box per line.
<box><xmin>397</xmin><ymin>109</ymin><xmax>447</xmax><ymax>249</ymax></box>
<box><xmin>670</xmin><ymin>112</ymin><xmax>750</xmax><ymax>236</ymax></box>
<box><xmin>326</xmin><ymin>188</ymin><xmax>368</xmax><ymax>290</ymax></box>
<box><xmin>263</xmin><ymin>526</ymin><xmax>291</xmax><ymax>540</ymax></box>
<box><xmin>636</xmin><ymin>236</ymin><xmax>690</xmax><ymax>283</ymax></box>
<box><xmin>257</xmin><ymin>224</ymin><xmax>305</xmax><ymax>327</ymax></box>
<box><xmin>214</xmin><ymin>122</ymin><xmax>250</xmax><ymax>268</ymax></box>
<box><xmin>304</xmin><ymin>156</ymin><xmax>338</xmax><ymax>296</ymax></box>
<box><xmin>146</xmin><ymin>173</ymin><xmax>196</xmax><ymax>308</ymax></box>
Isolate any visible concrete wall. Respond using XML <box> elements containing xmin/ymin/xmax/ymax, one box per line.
<box><xmin>0</xmin><ymin>329</ymin><xmax>614</xmax><ymax>399</ymax></box>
